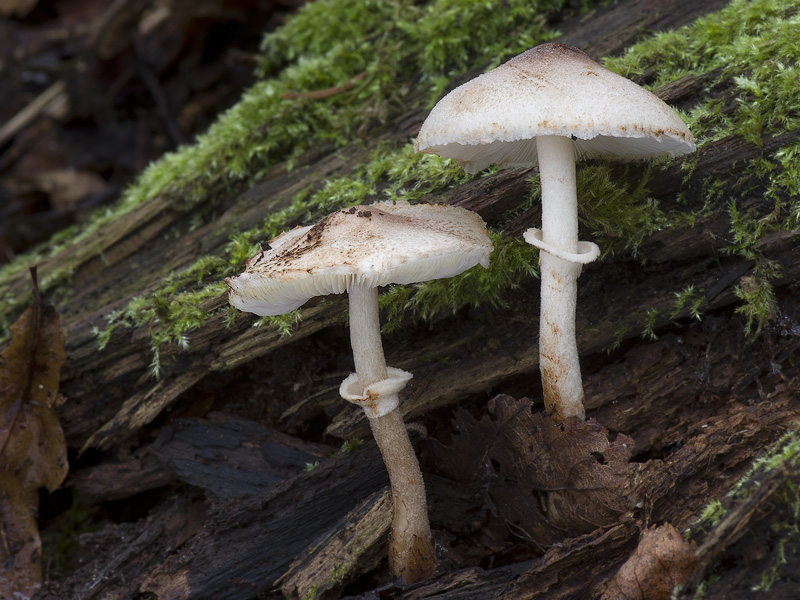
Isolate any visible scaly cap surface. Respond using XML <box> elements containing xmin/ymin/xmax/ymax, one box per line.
<box><xmin>226</xmin><ymin>201</ymin><xmax>493</xmax><ymax>316</ymax></box>
<box><xmin>414</xmin><ymin>43</ymin><xmax>696</xmax><ymax>173</ymax></box>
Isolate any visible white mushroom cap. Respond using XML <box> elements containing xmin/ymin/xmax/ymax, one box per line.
<box><xmin>414</xmin><ymin>43</ymin><xmax>696</xmax><ymax>173</ymax></box>
<box><xmin>226</xmin><ymin>200</ymin><xmax>493</xmax><ymax>316</ymax></box>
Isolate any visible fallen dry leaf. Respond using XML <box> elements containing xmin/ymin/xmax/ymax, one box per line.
<box><xmin>0</xmin><ymin>268</ymin><xmax>68</xmax><ymax>599</ymax></box>
<box><xmin>602</xmin><ymin>523</ymin><xmax>698</xmax><ymax>600</ymax></box>
<box><xmin>432</xmin><ymin>394</ymin><xmax>635</xmax><ymax>548</ymax></box>
<box><xmin>35</xmin><ymin>168</ymin><xmax>109</xmax><ymax>211</ymax></box>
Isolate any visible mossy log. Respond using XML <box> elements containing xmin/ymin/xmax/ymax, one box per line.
<box><xmin>6</xmin><ymin>0</ymin><xmax>756</xmax><ymax>453</ymax></box>
<box><xmin>5</xmin><ymin>0</ymin><xmax>800</xmax><ymax>598</ymax></box>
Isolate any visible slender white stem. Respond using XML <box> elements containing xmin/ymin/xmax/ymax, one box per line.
<box><xmin>348</xmin><ymin>284</ymin><xmax>388</xmax><ymax>388</ymax></box>
<box><xmin>347</xmin><ymin>284</ymin><xmax>436</xmax><ymax>582</ymax></box>
<box><xmin>536</xmin><ymin>135</ymin><xmax>586</xmax><ymax>421</ymax></box>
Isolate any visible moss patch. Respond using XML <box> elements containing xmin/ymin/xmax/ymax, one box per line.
<box><xmin>3</xmin><ymin>0</ymin><xmax>800</xmax><ymax>362</ymax></box>
<box><xmin>91</xmin><ymin>144</ymin><xmax>481</xmax><ymax>375</ymax></box>
<box><xmin>688</xmin><ymin>428</ymin><xmax>800</xmax><ymax>595</ymax></box>
<box><xmin>0</xmin><ymin>0</ymin><xmax>584</xmax><ymax>342</ymax></box>
<box><xmin>380</xmin><ymin>232</ymin><xmax>539</xmax><ymax>333</ymax></box>
<box><xmin>604</xmin><ymin>0</ymin><xmax>800</xmax><ymax>334</ymax></box>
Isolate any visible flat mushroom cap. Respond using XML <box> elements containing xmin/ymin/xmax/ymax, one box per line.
<box><xmin>414</xmin><ymin>43</ymin><xmax>696</xmax><ymax>173</ymax></box>
<box><xmin>226</xmin><ymin>200</ymin><xmax>493</xmax><ymax>316</ymax></box>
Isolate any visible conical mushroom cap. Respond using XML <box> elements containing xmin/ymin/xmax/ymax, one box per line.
<box><xmin>414</xmin><ymin>43</ymin><xmax>696</xmax><ymax>173</ymax></box>
<box><xmin>226</xmin><ymin>201</ymin><xmax>493</xmax><ymax>316</ymax></box>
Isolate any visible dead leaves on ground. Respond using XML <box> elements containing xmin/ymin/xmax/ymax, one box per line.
<box><xmin>431</xmin><ymin>394</ymin><xmax>636</xmax><ymax>549</ymax></box>
<box><xmin>0</xmin><ymin>268</ymin><xmax>68</xmax><ymax>599</ymax></box>
<box><xmin>431</xmin><ymin>395</ymin><xmax>705</xmax><ymax>598</ymax></box>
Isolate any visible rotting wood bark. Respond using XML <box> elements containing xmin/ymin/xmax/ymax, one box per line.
<box><xmin>339</xmin><ymin>376</ymin><xmax>800</xmax><ymax>600</ymax></box>
<box><xmin>138</xmin><ymin>443</ymin><xmax>390</xmax><ymax>600</ymax></box>
<box><xmin>679</xmin><ymin>447</ymin><xmax>800</xmax><ymax>599</ymax></box>
<box><xmin>40</xmin><ymin>438</ymin><xmax>390</xmax><ymax>600</ymax></box>
<box><xmin>313</xmin><ymin>223</ymin><xmax>799</xmax><ymax>441</ymax></box>
<box><xmin>46</xmin><ymin>308</ymin><xmax>800</xmax><ymax>600</ymax></box>
<box><xmin>70</xmin><ymin>412</ymin><xmax>335</xmax><ymax>502</ymax></box>
<box><xmin>278</xmin><ymin>488</ymin><xmax>392</xmax><ymax>600</ymax></box>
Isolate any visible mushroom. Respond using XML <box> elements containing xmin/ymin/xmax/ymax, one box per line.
<box><xmin>414</xmin><ymin>43</ymin><xmax>696</xmax><ymax>421</ymax></box>
<box><xmin>225</xmin><ymin>200</ymin><xmax>493</xmax><ymax>583</ymax></box>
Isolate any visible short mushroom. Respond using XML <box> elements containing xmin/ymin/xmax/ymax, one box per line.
<box><xmin>414</xmin><ymin>43</ymin><xmax>696</xmax><ymax>422</ymax></box>
<box><xmin>225</xmin><ymin>200</ymin><xmax>492</xmax><ymax>583</ymax></box>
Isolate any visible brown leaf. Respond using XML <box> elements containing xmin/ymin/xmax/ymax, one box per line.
<box><xmin>0</xmin><ymin>268</ymin><xmax>68</xmax><ymax>599</ymax></box>
<box><xmin>432</xmin><ymin>394</ymin><xmax>635</xmax><ymax>548</ymax></box>
<box><xmin>35</xmin><ymin>168</ymin><xmax>108</xmax><ymax>211</ymax></box>
<box><xmin>602</xmin><ymin>523</ymin><xmax>698</xmax><ymax>600</ymax></box>
<box><xmin>515</xmin><ymin>410</ymin><xmax>634</xmax><ymax>534</ymax></box>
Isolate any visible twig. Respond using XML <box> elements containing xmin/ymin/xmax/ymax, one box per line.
<box><xmin>281</xmin><ymin>71</ymin><xmax>367</xmax><ymax>100</ymax></box>
<box><xmin>134</xmin><ymin>38</ymin><xmax>186</xmax><ymax>146</ymax></box>
<box><xmin>0</xmin><ymin>80</ymin><xmax>68</xmax><ymax>148</ymax></box>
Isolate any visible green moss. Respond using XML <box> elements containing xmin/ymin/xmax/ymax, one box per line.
<box><xmin>642</xmin><ymin>309</ymin><xmax>660</xmax><ymax>341</ymax></box>
<box><xmin>4</xmin><ymin>0</ymin><xmax>799</xmax><ymax>361</ymax></box>
<box><xmin>93</xmin><ymin>138</ymin><xmax>527</xmax><ymax>362</ymax></box>
<box><xmin>604</xmin><ymin>0</ymin><xmax>800</xmax><ymax>335</ymax></box>
<box><xmin>604</xmin><ymin>326</ymin><xmax>629</xmax><ymax>353</ymax></box>
<box><xmin>671</xmin><ymin>284</ymin><xmax>704</xmax><ymax>322</ymax></box>
<box><xmin>97</xmin><ymin>283</ymin><xmax>226</xmax><ymax>378</ymax></box>
<box><xmin>752</xmin><ymin>536</ymin><xmax>794</xmax><ymax>592</ymax></box>
<box><xmin>500</xmin><ymin>162</ymin><xmax>671</xmax><ymax>259</ymax></box>
<box><xmin>729</xmin><ymin>430</ymin><xmax>800</xmax><ymax>498</ymax></box>
<box><xmin>691</xmin><ymin>499</ymin><xmax>726</xmax><ymax>536</ymax></box>
<box><xmin>340</xmin><ymin>438</ymin><xmax>365</xmax><ymax>453</ymax></box>
<box><xmin>0</xmin><ymin>0</ymin><xmax>580</xmax><ymax>337</ymax></box>
<box><xmin>740</xmin><ymin>434</ymin><xmax>800</xmax><ymax>591</ymax></box>
<box><xmin>253</xmin><ymin>310</ymin><xmax>303</xmax><ymax>338</ymax></box>
<box><xmin>85</xmin><ymin>0</ymin><xmax>800</xmax><ymax>359</ymax></box>
<box><xmin>734</xmin><ymin>272</ymin><xmax>779</xmax><ymax>337</ymax></box>
<box><xmin>260</xmin><ymin>0</ymin><xmax>577</xmax><ymax>107</ymax></box>
<box><xmin>689</xmin><ymin>429</ymin><xmax>800</xmax><ymax>592</ymax></box>
<box><xmin>577</xmin><ymin>165</ymin><xmax>670</xmax><ymax>257</ymax></box>
<box><xmin>380</xmin><ymin>232</ymin><xmax>538</xmax><ymax>333</ymax></box>
<box><xmin>635</xmin><ymin>286</ymin><xmax>704</xmax><ymax>342</ymax></box>
<box><xmin>302</xmin><ymin>584</ymin><xmax>320</xmax><ymax>600</ymax></box>
<box><xmin>691</xmin><ymin>576</ymin><xmax>720</xmax><ymax>600</ymax></box>
<box><xmin>88</xmin><ymin>143</ymin><xmax>477</xmax><ymax>372</ymax></box>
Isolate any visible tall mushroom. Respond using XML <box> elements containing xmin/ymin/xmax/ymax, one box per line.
<box><xmin>414</xmin><ymin>43</ymin><xmax>696</xmax><ymax>422</ymax></box>
<box><xmin>225</xmin><ymin>200</ymin><xmax>492</xmax><ymax>583</ymax></box>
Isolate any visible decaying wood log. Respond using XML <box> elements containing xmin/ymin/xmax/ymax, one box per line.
<box><xmin>71</xmin><ymin>412</ymin><xmax>335</xmax><ymax>501</ymax></box>
<box><xmin>45</xmin><ymin>309</ymin><xmax>800</xmax><ymax>600</ymax></box>
<box><xmin>69</xmin><ymin>451</ymin><xmax>175</xmax><ymax>503</ymax></box>
<box><xmin>278</xmin><ymin>488</ymin><xmax>391</xmax><ymax>600</ymax></box>
<box><xmin>36</xmin><ymin>492</ymin><xmax>208</xmax><ymax>600</ymax></box>
<box><xmin>0</xmin><ymin>0</ymin><xmax>740</xmax><ymax>456</ymax></box>
<box><xmin>139</xmin><ymin>443</ymin><xmax>390</xmax><ymax>600</ymax></box>
<box><xmin>5</xmin><ymin>0</ymin><xmax>800</xmax><ymax>598</ymax></box>
<box><xmin>42</xmin><ymin>435</ymin><xmax>390</xmax><ymax>600</ymax></box>
<box><xmin>152</xmin><ymin>412</ymin><xmax>335</xmax><ymax>499</ymax></box>
<box><xmin>340</xmin><ymin>374</ymin><xmax>800</xmax><ymax>600</ymax></box>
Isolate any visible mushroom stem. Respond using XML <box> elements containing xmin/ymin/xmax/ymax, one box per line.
<box><xmin>368</xmin><ymin>409</ymin><xmax>436</xmax><ymax>582</ymax></box>
<box><xmin>347</xmin><ymin>284</ymin><xmax>437</xmax><ymax>582</ymax></box>
<box><xmin>536</xmin><ymin>135</ymin><xmax>586</xmax><ymax>421</ymax></box>
<box><xmin>348</xmin><ymin>283</ymin><xmax>388</xmax><ymax>388</ymax></box>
